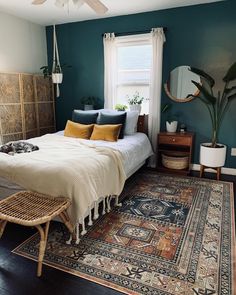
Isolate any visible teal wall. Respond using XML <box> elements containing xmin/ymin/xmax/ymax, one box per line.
<box><xmin>46</xmin><ymin>0</ymin><xmax>236</xmax><ymax>168</ymax></box>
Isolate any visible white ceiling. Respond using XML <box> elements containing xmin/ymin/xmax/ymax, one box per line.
<box><xmin>0</xmin><ymin>0</ymin><xmax>224</xmax><ymax>26</ymax></box>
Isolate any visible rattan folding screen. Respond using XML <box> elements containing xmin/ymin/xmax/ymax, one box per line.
<box><xmin>0</xmin><ymin>73</ymin><xmax>55</xmax><ymax>144</ymax></box>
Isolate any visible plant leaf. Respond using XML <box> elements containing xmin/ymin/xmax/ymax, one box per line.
<box><xmin>227</xmin><ymin>92</ymin><xmax>236</xmax><ymax>101</ymax></box>
<box><xmin>224</xmin><ymin>86</ymin><xmax>236</xmax><ymax>95</ymax></box>
<box><xmin>161</xmin><ymin>103</ymin><xmax>171</xmax><ymax>113</ymax></box>
<box><xmin>191</xmin><ymin>80</ymin><xmax>216</xmax><ymax>104</ymax></box>
<box><xmin>223</xmin><ymin>62</ymin><xmax>236</xmax><ymax>82</ymax></box>
<box><xmin>196</xmin><ymin>95</ymin><xmax>212</xmax><ymax>105</ymax></box>
<box><xmin>189</xmin><ymin>67</ymin><xmax>215</xmax><ymax>87</ymax></box>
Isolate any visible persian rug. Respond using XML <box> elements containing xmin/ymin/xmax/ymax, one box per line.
<box><xmin>13</xmin><ymin>171</ymin><xmax>236</xmax><ymax>295</ymax></box>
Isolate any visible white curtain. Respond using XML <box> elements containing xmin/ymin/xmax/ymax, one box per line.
<box><xmin>103</xmin><ymin>33</ymin><xmax>116</xmax><ymax>109</ymax></box>
<box><xmin>148</xmin><ymin>28</ymin><xmax>166</xmax><ymax>167</ymax></box>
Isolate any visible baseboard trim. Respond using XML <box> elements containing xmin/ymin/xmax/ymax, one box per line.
<box><xmin>191</xmin><ymin>164</ymin><xmax>236</xmax><ymax>176</ymax></box>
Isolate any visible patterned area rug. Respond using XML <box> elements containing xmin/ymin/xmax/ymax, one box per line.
<box><xmin>13</xmin><ymin>171</ymin><xmax>236</xmax><ymax>295</ymax></box>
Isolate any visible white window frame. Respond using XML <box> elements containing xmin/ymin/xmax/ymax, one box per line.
<box><xmin>114</xmin><ymin>34</ymin><xmax>152</xmax><ymax>108</ymax></box>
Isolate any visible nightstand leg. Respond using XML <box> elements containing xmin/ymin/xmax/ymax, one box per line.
<box><xmin>200</xmin><ymin>165</ymin><xmax>204</xmax><ymax>178</ymax></box>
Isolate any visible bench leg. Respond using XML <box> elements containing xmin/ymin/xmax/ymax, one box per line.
<box><xmin>59</xmin><ymin>211</ymin><xmax>76</xmax><ymax>243</ymax></box>
<box><xmin>59</xmin><ymin>211</ymin><xmax>73</xmax><ymax>234</ymax></box>
<box><xmin>35</xmin><ymin>221</ymin><xmax>50</xmax><ymax>277</ymax></box>
<box><xmin>0</xmin><ymin>220</ymin><xmax>7</xmax><ymax>238</ymax></box>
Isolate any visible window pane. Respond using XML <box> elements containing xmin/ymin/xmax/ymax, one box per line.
<box><xmin>118</xmin><ymin>69</ymin><xmax>150</xmax><ymax>85</ymax></box>
<box><xmin>116</xmin><ymin>43</ymin><xmax>151</xmax><ymax>114</ymax></box>
<box><xmin>118</xmin><ymin>45</ymin><xmax>152</xmax><ymax>70</ymax></box>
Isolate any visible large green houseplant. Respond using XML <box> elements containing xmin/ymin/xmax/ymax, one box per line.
<box><xmin>190</xmin><ymin>62</ymin><xmax>236</xmax><ymax>167</ymax></box>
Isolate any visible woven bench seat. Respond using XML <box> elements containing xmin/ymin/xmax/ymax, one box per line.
<box><xmin>0</xmin><ymin>191</ymin><xmax>74</xmax><ymax>277</ymax></box>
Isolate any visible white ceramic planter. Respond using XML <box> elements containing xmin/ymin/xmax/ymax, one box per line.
<box><xmin>166</xmin><ymin>121</ymin><xmax>178</xmax><ymax>133</ymax></box>
<box><xmin>129</xmin><ymin>104</ymin><xmax>141</xmax><ymax>114</ymax></box>
<box><xmin>52</xmin><ymin>73</ymin><xmax>63</xmax><ymax>84</ymax></box>
<box><xmin>200</xmin><ymin>143</ymin><xmax>227</xmax><ymax>167</ymax></box>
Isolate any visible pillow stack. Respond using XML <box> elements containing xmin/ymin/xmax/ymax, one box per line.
<box><xmin>97</xmin><ymin>112</ymin><xmax>126</xmax><ymax>139</ymax></box>
<box><xmin>64</xmin><ymin>109</ymin><xmax>140</xmax><ymax>142</ymax></box>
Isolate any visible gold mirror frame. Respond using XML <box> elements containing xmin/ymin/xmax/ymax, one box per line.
<box><xmin>164</xmin><ymin>83</ymin><xmax>199</xmax><ymax>103</ymax></box>
<box><xmin>164</xmin><ymin>65</ymin><xmax>200</xmax><ymax>103</ymax></box>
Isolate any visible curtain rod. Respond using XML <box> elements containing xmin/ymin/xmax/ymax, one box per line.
<box><xmin>102</xmin><ymin>27</ymin><xmax>167</xmax><ymax>37</ymax></box>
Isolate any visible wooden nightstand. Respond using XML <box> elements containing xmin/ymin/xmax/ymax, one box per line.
<box><xmin>156</xmin><ymin>132</ymin><xmax>194</xmax><ymax>175</ymax></box>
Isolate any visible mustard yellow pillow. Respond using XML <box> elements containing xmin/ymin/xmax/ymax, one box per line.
<box><xmin>64</xmin><ymin>120</ymin><xmax>94</xmax><ymax>139</ymax></box>
<box><xmin>90</xmin><ymin>124</ymin><xmax>122</xmax><ymax>142</ymax></box>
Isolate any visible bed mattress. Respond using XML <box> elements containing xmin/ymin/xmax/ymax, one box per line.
<box><xmin>0</xmin><ymin>132</ymin><xmax>153</xmax><ymax>200</ymax></box>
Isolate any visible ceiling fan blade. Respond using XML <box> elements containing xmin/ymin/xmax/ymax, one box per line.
<box><xmin>84</xmin><ymin>0</ymin><xmax>108</xmax><ymax>15</ymax></box>
<box><xmin>32</xmin><ymin>0</ymin><xmax>47</xmax><ymax>4</ymax></box>
<box><xmin>55</xmin><ymin>0</ymin><xmax>69</xmax><ymax>8</ymax></box>
<box><xmin>73</xmin><ymin>0</ymin><xmax>85</xmax><ymax>8</ymax></box>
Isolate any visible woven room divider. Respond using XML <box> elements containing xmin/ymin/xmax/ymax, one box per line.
<box><xmin>0</xmin><ymin>73</ymin><xmax>55</xmax><ymax>144</ymax></box>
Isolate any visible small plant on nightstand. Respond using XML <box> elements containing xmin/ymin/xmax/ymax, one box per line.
<box><xmin>161</xmin><ymin>103</ymin><xmax>178</xmax><ymax>133</ymax></box>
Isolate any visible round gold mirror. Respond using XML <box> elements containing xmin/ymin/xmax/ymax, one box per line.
<box><xmin>164</xmin><ymin>65</ymin><xmax>201</xmax><ymax>102</ymax></box>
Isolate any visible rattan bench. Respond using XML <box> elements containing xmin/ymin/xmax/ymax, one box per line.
<box><xmin>0</xmin><ymin>191</ymin><xmax>74</xmax><ymax>277</ymax></box>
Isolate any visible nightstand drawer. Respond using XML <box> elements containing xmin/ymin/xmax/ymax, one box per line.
<box><xmin>158</xmin><ymin>135</ymin><xmax>191</xmax><ymax>146</ymax></box>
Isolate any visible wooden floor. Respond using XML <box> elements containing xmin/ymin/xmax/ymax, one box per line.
<box><xmin>0</xmin><ymin>170</ymin><xmax>235</xmax><ymax>295</ymax></box>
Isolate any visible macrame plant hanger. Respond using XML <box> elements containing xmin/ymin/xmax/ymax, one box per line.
<box><xmin>52</xmin><ymin>25</ymin><xmax>62</xmax><ymax>97</ymax></box>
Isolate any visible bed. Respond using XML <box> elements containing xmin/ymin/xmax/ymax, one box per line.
<box><xmin>0</xmin><ymin>114</ymin><xmax>153</xmax><ymax>242</ymax></box>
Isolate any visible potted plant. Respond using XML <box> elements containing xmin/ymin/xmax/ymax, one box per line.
<box><xmin>161</xmin><ymin>103</ymin><xmax>178</xmax><ymax>133</ymax></box>
<box><xmin>52</xmin><ymin>64</ymin><xmax>63</xmax><ymax>84</ymax></box>
<box><xmin>190</xmin><ymin>62</ymin><xmax>236</xmax><ymax>168</ymax></box>
<box><xmin>127</xmin><ymin>91</ymin><xmax>144</xmax><ymax>113</ymax></box>
<box><xmin>81</xmin><ymin>96</ymin><xmax>97</xmax><ymax>110</ymax></box>
<box><xmin>115</xmin><ymin>104</ymin><xmax>127</xmax><ymax>111</ymax></box>
<box><xmin>40</xmin><ymin>64</ymin><xmax>71</xmax><ymax>84</ymax></box>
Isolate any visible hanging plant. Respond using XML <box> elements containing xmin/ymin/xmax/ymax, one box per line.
<box><xmin>40</xmin><ymin>25</ymin><xmax>70</xmax><ymax>97</ymax></box>
<box><xmin>40</xmin><ymin>64</ymin><xmax>71</xmax><ymax>79</ymax></box>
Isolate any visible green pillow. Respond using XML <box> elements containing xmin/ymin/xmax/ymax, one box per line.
<box><xmin>97</xmin><ymin>112</ymin><xmax>127</xmax><ymax>139</ymax></box>
<box><xmin>72</xmin><ymin>110</ymin><xmax>99</xmax><ymax>124</ymax></box>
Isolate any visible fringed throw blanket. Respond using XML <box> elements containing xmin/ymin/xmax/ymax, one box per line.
<box><xmin>0</xmin><ymin>134</ymin><xmax>126</xmax><ymax>225</ymax></box>
<box><xmin>0</xmin><ymin>141</ymin><xmax>39</xmax><ymax>155</ymax></box>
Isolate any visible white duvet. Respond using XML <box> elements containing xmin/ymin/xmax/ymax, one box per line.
<box><xmin>0</xmin><ymin>134</ymin><xmax>127</xmax><ymax>225</ymax></box>
<box><xmin>56</xmin><ymin>131</ymin><xmax>153</xmax><ymax>176</ymax></box>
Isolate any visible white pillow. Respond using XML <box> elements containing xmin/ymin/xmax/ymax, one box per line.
<box><xmin>124</xmin><ymin>111</ymin><xmax>139</xmax><ymax>135</ymax></box>
<box><xmin>74</xmin><ymin>109</ymin><xmax>105</xmax><ymax>114</ymax></box>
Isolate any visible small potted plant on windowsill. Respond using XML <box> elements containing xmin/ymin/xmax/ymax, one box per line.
<box><xmin>81</xmin><ymin>96</ymin><xmax>97</xmax><ymax>111</ymax></box>
<box><xmin>161</xmin><ymin>103</ymin><xmax>178</xmax><ymax>133</ymax></box>
<box><xmin>127</xmin><ymin>91</ymin><xmax>144</xmax><ymax>114</ymax></box>
<box><xmin>115</xmin><ymin>104</ymin><xmax>128</xmax><ymax>111</ymax></box>
<box><xmin>189</xmin><ymin>62</ymin><xmax>236</xmax><ymax>168</ymax></box>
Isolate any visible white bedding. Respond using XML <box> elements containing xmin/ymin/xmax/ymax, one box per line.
<box><xmin>0</xmin><ymin>132</ymin><xmax>153</xmax><ymax>226</ymax></box>
<box><xmin>56</xmin><ymin>131</ymin><xmax>153</xmax><ymax>177</ymax></box>
<box><xmin>0</xmin><ymin>134</ymin><xmax>127</xmax><ymax>225</ymax></box>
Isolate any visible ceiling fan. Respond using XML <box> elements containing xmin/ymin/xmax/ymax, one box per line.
<box><xmin>32</xmin><ymin>0</ymin><xmax>108</xmax><ymax>15</ymax></box>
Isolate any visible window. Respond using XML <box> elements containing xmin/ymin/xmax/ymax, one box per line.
<box><xmin>115</xmin><ymin>35</ymin><xmax>152</xmax><ymax>114</ymax></box>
